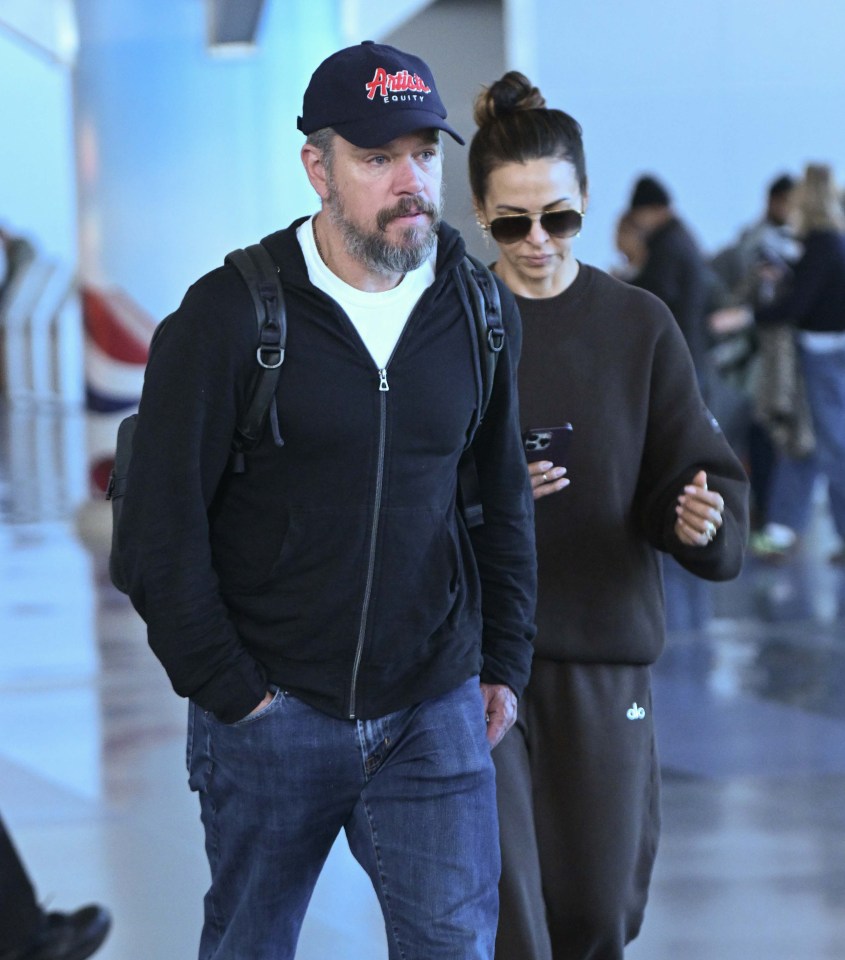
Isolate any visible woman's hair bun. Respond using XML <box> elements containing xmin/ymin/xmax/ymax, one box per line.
<box><xmin>473</xmin><ymin>71</ymin><xmax>547</xmax><ymax>128</ymax></box>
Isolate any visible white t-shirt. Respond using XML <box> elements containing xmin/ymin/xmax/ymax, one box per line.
<box><xmin>297</xmin><ymin>216</ymin><xmax>435</xmax><ymax>369</ymax></box>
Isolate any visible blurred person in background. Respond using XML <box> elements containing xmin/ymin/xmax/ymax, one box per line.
<box><xmin>712</xmin><ymin>163</ymin><xmax>845</xmax><ymax>563</ymax></box>
<box><xmin>619</xmin><ymin>176</ymin><xmax>749</xmax><ymax>630</ymax></box>
<box><xmin>709</xmin><ymin>174</ymin><xmax>808</xmax><ymax>530</ymax></box>
<box><xmin>623</xmin><ymin>175</ymin><xmax>715</xmax><ymax>396</ymax></box>
<box><xmin>610</xmin><ymin>210</ymin><xmax>648</xmax><ymax>282</ymax></box>
<box><xmin>710</xmin><ymin>173</ymin><xmax>800</xmax><ymax>305</ymax></box>
<box><xmin>468</xmin><ymin>71</ymin><xmax>749</xmax><ymax>960</ymax></box>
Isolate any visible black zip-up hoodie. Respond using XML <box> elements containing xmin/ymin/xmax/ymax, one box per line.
<box><xmin>119</xmin><ymin>220</ymin><xmax>537</xmax><ymax>723</ymax></box>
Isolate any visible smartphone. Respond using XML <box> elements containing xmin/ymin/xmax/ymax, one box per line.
<box><xmin>522</xmin><ymin>424</ymin><xmax>573</xmax><ymax>465</ymax></box>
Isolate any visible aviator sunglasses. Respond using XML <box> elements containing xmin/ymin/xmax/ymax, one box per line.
<box><xmin>488</xmin><ymin>207</ymin><xmax>584</xmax><ymax>244</ymax></box>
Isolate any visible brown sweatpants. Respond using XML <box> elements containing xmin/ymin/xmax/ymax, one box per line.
<box><xmin>493</xmin><ymin>659</ymin><xmax>661</xmax><ymax>960</ymax></box>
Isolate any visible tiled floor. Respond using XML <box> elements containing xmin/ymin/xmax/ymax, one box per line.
<box><xmin>1</xmin><ymin>401</ymin><xmax>844</xmax><ymax>959</ymax></box>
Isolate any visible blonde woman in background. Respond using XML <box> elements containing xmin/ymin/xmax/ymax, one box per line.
<box><xmin>714</xmin><ymin>163</ymin><xmax>845</xmax><ymax>562</ymax></box>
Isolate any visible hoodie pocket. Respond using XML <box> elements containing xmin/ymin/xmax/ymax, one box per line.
<box><xmin>222</xmin><ymin>507</ymin><xmax>370</xmax><ymax>657</ymax></box>
<box><xmin>369</xmin><ymin>507</ymin><xmax>464</xmax><ymax>651</ymax></box>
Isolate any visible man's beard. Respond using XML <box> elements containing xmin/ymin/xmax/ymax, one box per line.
<box><xmin>326</xmin><ymin>184</ymin><xmax>442</xmax><ymax>275</ymax></box>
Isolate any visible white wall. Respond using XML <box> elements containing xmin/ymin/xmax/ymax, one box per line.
<box><xmin>0</xmin><ymin>23</ymin><xmax>77</xmax><ymax>264</ymax></box>
<box><xmin>384</xmin><ymin>0</ymin><xmax>506</xmax><ymax>262</ymax></box>
<box><xmin>73</xmin><ymin>0</ymin><xmax>345</xmax><ymax>322</ymax></box>
<box><xmin>342</xmin><ymin>0</ymin><xmax>435</xmax><ymax>43</ymax></box>
<box><xmin>8</xmin><ymin>0</ymin><xmax>845</xmax><ymax>312</ymax></box>
<box><xmin>0</xmin><ymin>16</ymin><xmax>82</xmax><ymax>407</ymax></box>
<box><xmin>0</xmin><ymin>0</ymin><xmax>77</xmax><ymax>61</ymax></box>
<box><xmin>506</xmin><ymin>0</ymin><xmax>845</xmax><ymax>271</ymax></box>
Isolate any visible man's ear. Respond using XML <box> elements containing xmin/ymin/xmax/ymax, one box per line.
<box><xmin>301</xmin><ymin>143</ymin><xmax>330</xmax><ymax>201</ymax></box>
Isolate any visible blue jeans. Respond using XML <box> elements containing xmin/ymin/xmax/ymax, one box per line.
<box><xmin>799</xmin><ymin>345</ymin><xmax>845</xmax><ymax>540</ymax></box>
<box><xmin>766</xmin><ymin>451</ymin><xmax>819</xmax><ymax>533</ymax></box>
<box><xmin>186</xmin><ymin>677</ymin><xmax>499</xmax><ymax>960</ymax></box>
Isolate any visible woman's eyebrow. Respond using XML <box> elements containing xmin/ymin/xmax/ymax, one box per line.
<box><xmin>494</xmin><ymin>197</ymin><xmax>573</xmax><ymax>213</ymax></box>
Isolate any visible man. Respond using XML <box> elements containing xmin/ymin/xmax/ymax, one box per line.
<box><xmin>0</xmin><ymin>812</ymin><xmax>111</xmax><ymax>960</ymax></box>
<box><xmin>622</xmin><ymin>175</ymin><xmax>748</xmax><ymax>632</ymax></box>
<box><xmin>625</xmin><ymin>174</ymin><xmax>716</xmax><ymax>392</ymax></box>
<box><xmin>625</xmin><ymin>173</ymin><xmax>751</xmax><ymax>454</ymax></box>
<box><xmin>118</xmin><ymin>41</ymin><xmax>536</xmax><ymax>960</ymax></box>
<box><xmin>709</xmin><ymin>173</ymin><xmax>805</xmax><ymax>535</ymax></box>
<box><xmin>710</xmin><ymin>173</ymin><xmax>800</xmax><ymax>304</ymax></box>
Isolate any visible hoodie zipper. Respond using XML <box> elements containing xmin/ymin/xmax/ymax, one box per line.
<box><xmin>348</xmin><ymin>367</ymin><xmax>389</xmax><ymax>718</ymax></box>
<box><xmin>343</xmin><ymin>264</ymin><xmax>450</xmax><ymax>718</ymax></box>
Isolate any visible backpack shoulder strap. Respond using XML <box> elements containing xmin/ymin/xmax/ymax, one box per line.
<box><xmin>460</xmin><ymin>253</ymin><xmax>504</xmax><ymax>431</ymax></box>
<box><xmin>456</xmin><ymin>254</ymin><xmax>505</xmax><ymax>528</ymax></box>
<box><xmin>224</xmin><ymin>242</ymin><xmax>287</xmax><ymax>470</ymax></box>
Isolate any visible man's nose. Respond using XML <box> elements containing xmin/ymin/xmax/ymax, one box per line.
<box><xmin>393</xmin><ymin>157</ymin><xmax>425</xmax><ymax>194</ymax></box>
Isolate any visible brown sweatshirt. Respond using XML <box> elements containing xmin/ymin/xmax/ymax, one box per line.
<box><xmin>515</xmin><ymin>263</ymin><xmax>749</xmax><ymax>665</ymax></box>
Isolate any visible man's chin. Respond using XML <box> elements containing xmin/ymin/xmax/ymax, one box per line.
<box><xmin>336</xmin><ymin>212</ymin><xmax>437</xmax><ymax>274</ymax></box>
<box><xmin>386</xmin><ymin>214</ymin><xmax>427</xmax><ymax>233</ymax></box>
<box><xmin>389</xmin><ymin>220</ymin><xmax>437</xmax><ymax>248</ymax></box>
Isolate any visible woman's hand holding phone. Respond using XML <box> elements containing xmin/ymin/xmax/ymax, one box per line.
<box><xmin>523</xmin><ymin>425</ymin><xmax>572</xmax><ymax>501</ymax></box>
<box><xmin>528</xmin><ymin>459</ymin><xmax>569</xmax><ymax>499</ymax></box>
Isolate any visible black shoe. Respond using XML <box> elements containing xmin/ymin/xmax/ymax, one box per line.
<box><xmin>12</xmin><ymin>905</ymin><xmax>111</xmax><ymax>960</ymax></box>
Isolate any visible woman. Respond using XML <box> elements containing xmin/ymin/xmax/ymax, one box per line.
<box><xmin>468</xmin><ymin>72</ymin><xmax>750</xmax><ymax>960</ymax></box>
<box><xmin>718</xmin><ymin>163</ymin><xmax>845</xmax><ymax>562</ymax></box>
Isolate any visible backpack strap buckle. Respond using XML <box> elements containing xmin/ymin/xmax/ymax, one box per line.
<box><xmin>257</xmin><ymin>345</ymin><xmax>284</xmax><ymax>369</ymax></box>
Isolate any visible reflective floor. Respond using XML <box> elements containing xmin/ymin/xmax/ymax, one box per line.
<box><xmin>1</xmin><ymin>401</ymin><xmax>844</xmax><ymax>960</ymax></box>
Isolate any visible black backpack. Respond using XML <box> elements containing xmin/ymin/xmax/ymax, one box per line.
<box><xmin>106</xmin><ymin>241</ymin><xmax>502</xmax><ymax>593</ymax></box>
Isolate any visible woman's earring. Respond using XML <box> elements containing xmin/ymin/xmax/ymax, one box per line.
<box><xmin>476</xmin><ymin>219</ymin><xmax>491</xmax><ymax>245</ymax></box>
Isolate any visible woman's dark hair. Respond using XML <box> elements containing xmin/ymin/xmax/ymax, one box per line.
<box><xmin>468</xmin><ymin>71</ymin><xmax>587</xmax><ymax>204</ymax></box>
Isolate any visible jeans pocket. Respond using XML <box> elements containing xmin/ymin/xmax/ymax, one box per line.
<box><xmin>226</xmin><ymin>684</ymin><xmax>283</xmax><ymax>727</ymax></box>
<box><xmin>187</xmin><ymin>702</ymin><xmax>211</xmax><ymax>792</ymax></box>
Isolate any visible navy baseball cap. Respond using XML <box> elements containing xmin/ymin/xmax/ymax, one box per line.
<box><xmin>297</xmin><ymin>41</ymin><xmax>465</xmax><ymax>147</ymax></box>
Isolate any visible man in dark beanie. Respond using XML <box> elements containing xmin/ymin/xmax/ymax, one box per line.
<box><xmin>625</xmin><ymin>173</ymin><xmax>714</xmax><ymax>391</ymax></box>
<box><xmin>630</xmin><ymin>173</ymin><xmax>672</xmax><ymax>209</ymax></box>
<box><xmin>622</xmin><ymin>174</ymin><xmax>742</xmax><ymax>634</ymax></box>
